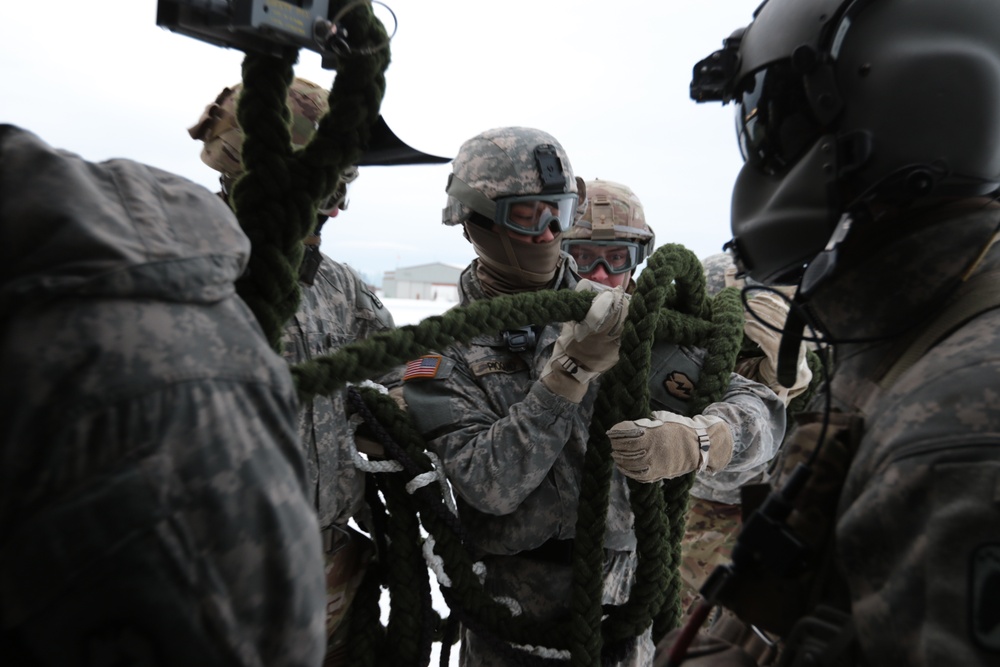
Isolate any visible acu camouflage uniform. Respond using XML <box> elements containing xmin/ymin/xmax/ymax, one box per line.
<box><xmin>191</xmin><ymin>77</ymin><xmax>390</xmax><ymax>662</ymax></box>
<box><xmin>0</xmin><ymin>126</ymin><xmax>325</xmax><ymax>667</ymax></box>
<box><xmin>281</xmin><ymin>256</ymin><xmax>393</xmax><ymax>530</ymax></box>
<box><xmin>403</xmin><ymin>256</ymin><xmax>785</xmax><ymax>666</ymax></box>
<box><xmin>280</xmin><ymin>252</ymin><xmax>393</xmax><ymax>657</ymax></box>
<box><xmin>781</xmin><ymin>214</ymin><xmax>1000</xmax><ymax>665</ymax></box>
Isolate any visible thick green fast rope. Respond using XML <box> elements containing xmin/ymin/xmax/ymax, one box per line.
<box><xmin>351</xmin><ymin>388</ymin><xmax>568</xmax><ymax>652</ymax></box>
<box><xmin>230</xmin><ymin>1</ymin><xmax>390</xmax><ymax>351</ymax></box>
<box><xmin>568</xmin><ymin>245</ymin><xmax>744</xmax><ymax>666</ymax></box>
<box><xmin>292</xmin><ymin>289</ymin><xmax>594</xmax><ymax>399</ymax></box>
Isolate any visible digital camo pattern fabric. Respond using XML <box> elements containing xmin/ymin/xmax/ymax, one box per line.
<box><xmin>818</xmin><ymin>216</ymin><xmax>1000</xmax><ymax>666</ymax></box>
<box><xmin>683</xmin><ymin>345</ymin><xmax>786</xmax><ymax>505</ymax></box>
<box><xmin>460</xmin><ymin>552</ymin><xmax>652</xmax><ymax>667</ymax></box>
<box><xmin>403</xmin><ymin>259</ymin><xmax>649</xmax><ymax>666</ymax></box>
<box><xmin>279</xmin><ymin>255</ymin><xmax>393</xmax><ymax>663</ymax></box>
<box><xmin>443</xmin><ymin>126</ymin><xmax>577</xmax><ymax>226</ymax></box>
<box><xmin>702</xmin><ymin>251</ymin><xmax>742</xmax><ymax>295</ymax></box>
<box><xmin>0</xmin><ymin>126</ymin><xmax>325</xmax><ymax>666</ymax></box>
<box><xmin>402</xmin><ymin>256</ymin><xmax>783</xmax><ymax>666</ymax></box>
<box><xmin>280</xmin><ymin>256</ymin><xmax>395</xmax><ymax>530</ymax></box>
<box><xmin>405</xmin><ymin>259</ymin><xmax>637</xmax><ymax>556</ymax></box>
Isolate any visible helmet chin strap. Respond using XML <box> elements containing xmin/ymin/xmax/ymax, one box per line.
<box><xmin>797</xmin><ymin>212</ymin><xmax>856</xmax><ymax>299</ymax></box>
<box><xmin>499</xmin><ymin>231</ymin><xmax>528</xmax><ymax>280</ymax></box>
<box><xmin>777</xmin><ymin>212</ymin><xmax>856</xmax><ymax>387</ymax></box>
<box><xmin>777</xmin><ymin>306</ymin><xmax>810</xmax><ymax>388</ymax></box>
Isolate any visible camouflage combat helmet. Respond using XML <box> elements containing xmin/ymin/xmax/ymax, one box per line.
<box><xmin>562</xmin><ymin>179</ymin><xmax>655</xmax><ymax>276</ymax></box>
<box><xmin>565</xmin><ymin>179</ymin><xmax>655</xmax><ymax>250</ymax></box>
<box><xmin>442</xmin><ymin>126</ymin><xmax>581</xmax><ymax>230</ymax></box>
<box><xmin>188</xmin><ymin>77</ymin><xmax>358</xmax><ymax>213</ymax></box>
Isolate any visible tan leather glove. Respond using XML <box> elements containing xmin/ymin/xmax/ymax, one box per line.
<box><xmin>607</xmin><ymin>411</ymin><xmax>734</xmax><ymax>482</ymax></box>
<box><xmin>743</xmin><ymin>291</ymin><xmax>812</xmax><ymax>405</ymax></box>
<box><xmin>541</xmin><ymin>279</ymin><xmax>629</xmax><ymax>402</ymax></box>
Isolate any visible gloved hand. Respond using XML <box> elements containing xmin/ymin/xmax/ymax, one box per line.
<box><xmin>541</xmin><ymin>279</ymin><xmax>629</xmax><ymax>402</ymax></box>
<box><xmin>742</xmin><ymin>291</ymin><xmax>812</xmax><ymax>405</ymax></box>
<box><xmin>607</xmin><ymin>411</ymin><xmax>734</xmax><ymax>482</ymax></box>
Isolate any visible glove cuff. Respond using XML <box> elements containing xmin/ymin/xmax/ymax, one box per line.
<box><xmin>549</xmin><ymin>353</ymin><xmax>602</xmax><ymax>384</ymax></box>
<box><xmin>540</xmin><ymin>365</ymin><xmax>590</xmax><ymax>403</ymax></box>
<box><xmin>696</xmin><ymin>415</ymin><xmax>734</xmax><ymax>473</ymax></box>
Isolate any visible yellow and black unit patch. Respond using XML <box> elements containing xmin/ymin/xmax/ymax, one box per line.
<box><xmin>664</xmin><ymin>370</ymin><xmax>695</xmax><ymax>402</ymax></box>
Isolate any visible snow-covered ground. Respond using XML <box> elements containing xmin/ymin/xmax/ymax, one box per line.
<box><xmin>372</xmin><ymin>297</ymin><xmax>460</xmax><ymax>664</ymax></box>
<box><xmin>380</xmin><ymin>297</ymin><xmax>457</xmax><ymax>327</ymax></box>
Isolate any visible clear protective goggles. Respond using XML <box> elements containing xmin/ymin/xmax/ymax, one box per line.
<box><xmin>735</xmin><ymin>60</ymin><xmax>824</xmax><ymax>176</ymax></box>
<box><xmin>493</xmin><ymin>193</ymin><xmax>579</xmax><ymax>237</ymax></box>
<box><xmin>562</xmin><ymin>239</ymin><xmax>643</xmax><ymax>275</ymax></box>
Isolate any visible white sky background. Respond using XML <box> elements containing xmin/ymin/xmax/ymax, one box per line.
<box><xmin>1</xmin><ymin>0</ymin><xmax>759</xmax><ymax>284</ymax></box>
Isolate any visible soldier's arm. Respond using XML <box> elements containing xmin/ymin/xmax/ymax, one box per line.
<box><xmin>703</xmin><ymin>371</ymin><xmax>787</xmax><ymax>474</ymax></box>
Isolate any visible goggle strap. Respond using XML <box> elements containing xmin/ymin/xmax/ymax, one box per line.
<box><xmin>446</xmin><ymin>173</ymin><xmax>497</xmax><ymax>221</ymax></box>
<box><xmin>571</xmin><ymin>220</ymin><xmax>655</xmax><ymax>242</ymax></box>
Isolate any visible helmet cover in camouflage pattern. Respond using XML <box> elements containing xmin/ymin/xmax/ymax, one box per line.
<box><xmin>442</xmin><ymin>126</ymin><xmax>578</xmax><ymax>226</ymax></box>
<box><xmin>188</xmin><ymin>77</ymin><xmax>358</xmax><ymax>212</ymax></box>
<box><xmin>564</xmin><ymin>179</ymin><xmax>655</xmax><ymax>250</ymax></box>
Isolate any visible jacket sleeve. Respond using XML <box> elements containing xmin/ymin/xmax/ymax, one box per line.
<box><xmin>705</xmin><ymin>372</ymin><xmax>787</xmax><ymax>473</ymax></box>
<box><xmin>835</xmin><ymin>338</ymin><xmax>1000</xmax><ymax>666</ymax></box>
<box><xmin>403</xmin><ymin>352</ymin><xmax>585</xmax><ymax>516</ymax></box>
<box><xmin>690</xmin><ymin>372</ymin><xmax>787</xmax><ymax>501</ymax></box>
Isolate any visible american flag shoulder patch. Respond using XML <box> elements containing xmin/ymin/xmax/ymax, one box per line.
<box><xmin>403</xmin><ymin>355</ymin><xmax>443</xmax><ymax>381</ymax></box>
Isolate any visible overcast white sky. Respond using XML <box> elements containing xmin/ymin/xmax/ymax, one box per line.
<box><xmin>2</xmin><ymin>1</ymin><xmax>757</xmax><ymax>284</ymax></box>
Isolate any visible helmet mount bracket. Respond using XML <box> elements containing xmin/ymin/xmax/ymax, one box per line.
<box><xmin>534</xmin><ymin>144</ymin><xmax>567</xmax><ymax>194</ymax></box>
<box><xmin>590</xmin><ymin>194</ymin><xmax>617</xmax><ymax>240</ymax></box>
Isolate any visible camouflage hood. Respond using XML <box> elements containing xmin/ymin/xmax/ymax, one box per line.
<box><xmin>0</xmin><ymin>125</ymin><xmax>251</xmax><ymax>313</ymax></box>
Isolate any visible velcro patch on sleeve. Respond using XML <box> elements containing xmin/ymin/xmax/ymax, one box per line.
<box><xmin>403</xmin><ymin>355</ymin><xmax>443</xmax><ymax>382</ymax></box>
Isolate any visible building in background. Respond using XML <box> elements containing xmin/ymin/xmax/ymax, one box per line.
<box><xmin>382</xmin><ymin>262</ymin><xmax>463</xmax><ymax>301</ymax></box>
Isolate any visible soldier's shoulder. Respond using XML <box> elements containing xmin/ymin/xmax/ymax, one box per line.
<box><xmin>400</xmin><ymin>353</ymin><xmax>457</xmax><ymax>383</ymax></box>
<box><xmin>314</xmin><ymin>257</ymin><xmax>394</xmax><ymax>331</ymax></box>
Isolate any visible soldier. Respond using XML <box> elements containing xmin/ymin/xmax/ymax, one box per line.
<box><xmin>672</xmin><ymin>0</ymin><xmax>1000</xmax><ymax>664</ymax></box>
<box><xmin>0</xmin><ymin>125</ymin><xmax>325</xmax><ymax>666</ymax></box>
<box><xmin>564</xmin><ymin>181</ymin><xmax>807</xmax><ymax>625</ymax></box>
<box><xmin>400</xmin><ymin>127</ymin><xmax>786</xmax><ymax>666</ymax></box>
<box><xmin>561</xmin><ymin>180</ymin><xmax>656</xmax><ymax>293</ymax></box>
<box><xmin>190</xmin><ymin>77</ymin><xmax>395</xmax><ymax>664</ymax></box>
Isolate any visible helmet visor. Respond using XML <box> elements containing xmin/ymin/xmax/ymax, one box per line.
<box><xmin>735</xmin><ymin>61</ymin><xmax>823</xmax><ymax>176</ymax></box>
<box><xmin>494</xmin><ymin>194</ymin><xmax>579</xmax><ymax>236</ymax></box>
<box><xmin>562</xmin><ymin>239</ymin><xmax>642</xmax><ymax>275</ymax></box>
